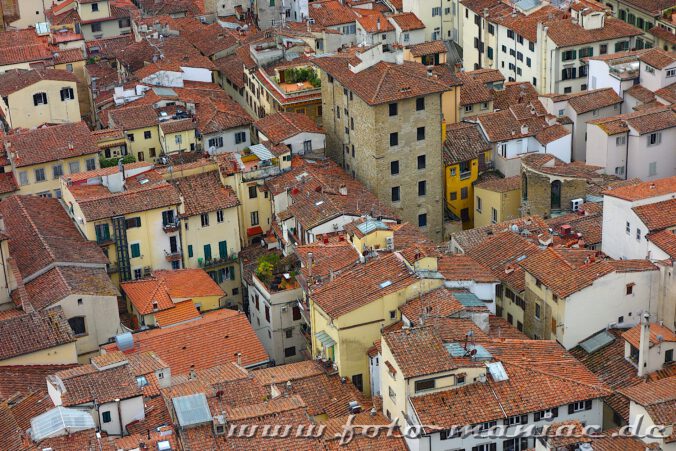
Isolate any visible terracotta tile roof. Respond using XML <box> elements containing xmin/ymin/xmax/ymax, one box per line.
<box><xmin>171</xmin><ymin>170</ymin><xmax>239</xmax><ymax>217</ymax></box>
<box><xmin>254</xmin><ymin>112</ymin><xmax>323</xmax><ymax>144</ymax></box>
<box><xmin>648</xmin><ymin>229</ymin><xmax>676</xmax><ymax>258</ymax></box>
<box><xmin>424</xmin><ymin>316</ymin><xmax>489</xmax><ymax>343</ymax></box>
<box><xmin>476</xmin><ymin>104</ymin><xmax>552</xmax><ymax>142</ymax></box>
<box><xmin>622</xmin><ymin>323</ymin><xmax>676</xmax><ymax>350</ymax></box>
<box><xmin>399</xmin><ymin>287</ymin><xmax>466</xmax><ymax>324</ymax></box>
<box><xmin>68</xmin><ymin>170</ymin><xmax>181</xmax><ymax>221</ymax></box>
<box><xmin>102</xmin><ymin>309</ymin><xmax>269</xmax><ymax>374</ymax></box>
<box><xmin>311</xmin><ymin>252</ymin><xmax>416</xmax><ymax>318</ymax></box>
<box><xmin>121</xmin><ymin>278</ymin><xmax>174</xmax><ymax>315</ymax></box>
<box><xmin>4</xmin><ymin>122</ymin><xmax>98</xmax><ymax>168</ymax></box>
<box><xmin>589</xmin><ymin>105</ymin><xmax>676</xmax><ymax>136</ymax></box>
<box><xmin>308</xmin><ymin>0</ymin><xmax>358</xmax><ymax>27</ymax></box>
<box><xmin>649</xmin><ymin>25</ymin><xmax>676</xmax><ymax>46</ymax></box>
<box><xmin>215</xmin><ymin>53</ymin><xmax>245</xmax><ymax>89</ymax></box>
<box><xmin>388</xmin><ymin>12</ymin><xmax>425</xmax><ymax>31</ymax></box>
<box><xmin>0</xmin><ymin>69</ymin><xmax>76</xmax><ymax>97</ymax></box>
<box><xmin>321</xmin><ymin>412</ymin><xmax>409</xmax><ymax>449</ymax></box>
<box><xmin>519</xmin><ymin>248</ymin><xmax>657</xmax><ymax>298</ymax></box>
<box><xmin>8</xmin><ymin>390</ymin><xmax>55</xmax><ymax>432</ymax></box>
<box><xmin>24</xmin><ymin>266</ymin><xmax>118</xmax><ymax>311</ymax></box>
<box><xmin>443</xmin><ymin>122</ymin><xmax>491</xmax><ymax>165</ymax></box>
<box><xmin>619</xmin><ymin>377</ymin><xmax>676</xmax><ymax>432</ymax></box>
<box><xmin>253</xmin><ymin>360</ymin><xmax>371</xmax><ymax>418</ymax></box>
<box><xmin>0</xmin><ymin>196</ymin><xmax>108</xmax><ymax>281</ymax></box>
<box><xmin>0</xmin><ymin>308</ymin><xmax>75</xmax><ymax>362</ymax></box>
<box><xmin>474</xmin><ymin>174</ymin><xmax>521</xmax><ymax>192</ymax></box>
<box><xmin>655</xmin><ymin>82</ymin><xmax>676</xmax><ymax>104</ymax></box>
<box><xmin>407</xmin><ymin>40</ymin><xmax>447</xmax><ymax>57</ymax></box>
<box><xmin>0</xmin><ymin>30</ymin><xmax>52</xmax><ymax>67</ymax></box>
<box><xmin>562</xmin><ymin>88</ymin><xmax>623</xmax><ymax>114</ymax></box>
<box><xmin>522</xmin><ymin>153</ymin><xmax>603</xmax><ymax>179</ymax></box>
<box><xmin>487</xmin><ymin>315</ymin><xmax>529</xmax><ymax>339</ymax></box>
<box><xmin>492</xmin><ymin>81</ymin><xmax>538</xmax><ymax>111</ymax></box>
<box><xmin>451</xmin><ymin>215</ymin><xmax>549</xmax><ymax>253</ymax></box>
<box><xmin>587</xmin><ymin>429</ymin><xmax>657</xmax><ymax>451</ymax></box>
<box><xmin>632</xmin><ymin>198</ymin><xmax>676</xmax><ymax>231</ymax></box>
<box><xmin>109</xmin><ymin>426</ymin><xmax>178</xmax><ymax>451</ymax></box>
<box><xmin>602</xmin><ymin>175</ymin><xmax>676</xmax><ymax>201</ymax></box>
<box><xmin>384</xmin><ymin>327</ymin><xmax>459</xmax><ymax>378</ymax></box>
<box><xmin>0</xmin><ymin>402</ymin><xmax>23</xmax><ymax>451</ymax></box>
<box><xmin>158</xmin><ymin>118</ymin><xmax>197</xmax><ymax>135</ymax></box>
<box><xmin>225</xmin><ymin>394</ymin><xmax>306</xmax><ymax>421</ymax></box>
<box><xmin>569</xmin><ymin>328</ymin><xmax>642</xmax><ymax>421</ymax></box>
<box><xmin>466</xmin><ymin>230</ymin><xmax>541</xmax><ymax>292</ymax></box>
<box><xmin>152</xmin><ymin>300</ymin><xmax>200</xmax><ymax>327</ymax></box>
<box><xmin>122</xmin><ymin>269</ymin><xmax>224</xmax><ymax>315</ymax></box>
<box><xmin>313</xmin><ymin>56</ymin><xmax>458</xmax><ymax>106</ymax></box>
<box><xmin>0</xmin><ymin>173</ymin><xmax>18</xmax><ymax>195</ymax></box>
<box><xmin>496</xmin><ymin>5</ymin><xmax>565</xmax><ymax>42</ymax></box>
<box><xmin>545</xmin><ymin>208</ymin><xmax>604</xmax><ymax>246</ymax></box>
<box><xmin>625</xmin><ymin>84</ymin><xmax>656</xmax><ymax>104</ymax></box>
<box><xmin>544</xmin><ymin>17</ymin><xmax>642</xmax><ymax>47</ymax></box>
<box><xmin>52</xmin><ymin>362</ymin><xmax>141</xmax><ymax>406</ymax></box>
<box><xmin>174</xmin><ymin>18</ymin><xmax>239</xmax><ymax>57</ymax></box>
<box><xmin>108</xmin><ymin>103</ymin><xmax>159</xmax><ymax>130</ymax></box>
<box><xmin>294</xmin><ymin>241</ymin><xmax>359</xmax><ymax>282</ymax></box>
<box><xmin>617</xmin><ymin>0</ymin><xmax>673</xmax><ymax>15</ymax></box>
<box><xmin>411</xmin><ymin>339</ymin><xmax>612</xmax><ymax>430</ymax></box>
<box><xmin>437</xmin><ymin>254</ymin><xmax>498</xmax><ymax>283</ymax></box>
<box><xmin>154</xmin><ymin>269</ymin><xmax>225</xmax><ymax>298</ymax></box>
<box><xmin>195</xmin><ymin>96</ymin><xmax>253</xmax><ymax>135</ymax></box>
<box><xmin>356</xmin><ymin>10</ymin><xmax>394</xmax><ymax>33</ymax></box>
<box><xmin>0</xmin><ymin>364</ymin><xmax>77</xmax><ymax>399</ymax></box>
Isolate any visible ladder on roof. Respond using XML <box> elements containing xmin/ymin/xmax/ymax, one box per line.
<box><xmin>113</xmin><ymin>216</ymin><xmax>132</xmax><ymax>281</ymax></box>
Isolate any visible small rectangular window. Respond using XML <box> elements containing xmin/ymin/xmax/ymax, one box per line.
<box><xmin>417</xmin><ymin>155</ymin><xmax>426</xmax><ymax>169</ymax></box>
<box><xmin>389</xmin><ymin>132</ymin><xmax>398</xmax><ymax>147</ymax></box>
<box><xmin>144</xmin><ymin>130</ymin><xmax>152</xmax><ymax>139</ymax></box>
<box><xmin>416</xmin><ymin>97</ymin><xmax>425</xmax><ymax>111</ymax></box>
<box><xmin>416</xmin><ymin>127</ymin><xmax>425</xmax><ymax>141</ymax></box>
<box><xmin>418</xmin><ymin>213</ymin><xmax>427</xmax><ymax>227</ymax></box>
<box><xmin>34</xmin><ymin>168</ymin><xmax>46</xmax><ymax>182</ymax></box>
<box><xmin>418</xmin><ymin>180</ymin><xmax>426</xmax><ymax>196</ymax></box>
<box><xmin>201</xmin><ymin>213</ymin><xmax>209</xmax><ymax>227</ymax></box>
<box><xmin>102</xmin><ymin>411</ymin><xmax>111</xmax><ymax>423</ymax></box>
<box><xmin>130</xmin><ymin>243</ymin><xmax>141</xmax><ymax>258</ymax></box>
<box><xmin>391</xmin><ymin>186</ymin><xmax>400</xmax><ymax>202</ymax></box>
<box><xmin>388</xmin><ymin>103</ymin><xmax>397</xmax><ymax>116</ymax></box>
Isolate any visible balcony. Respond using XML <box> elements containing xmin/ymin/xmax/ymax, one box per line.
<box><xmin>162</xmin><ymin>219</ymin><xmax>180</xmax><ymax>233</ymax></box>
<box><xmin>198</xmin><ymin>254</ymin><xmax>238</xmax><ymax>269</ymax></box>
<box><xmin>241</xmin><ymin>165</ymin><xmax>281</xmax><ymax>182</ymax></box>
<box><xmin>164</xmin><ymin>249</ymin><xmax>182</xmax><ymax>262</ymax></box>
<box><xmin>96</xmin><ymin>235</ymin><xmax>115</xmax><ymax>246</ymax></box>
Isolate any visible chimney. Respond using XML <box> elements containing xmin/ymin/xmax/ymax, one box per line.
<box><xmin>236</xmin><ymin>352</ymin><xmax>242</xmax><ymax>366</ymax></box>
<box><xmin>307</xmin><ymin>252</ymin><xmax>313</xmax><ymax>279</ymax></box>
<box><xmin>520</xmin><ymin>124</ymin><xmax>529</xmax><ymax>135</ymax></box>
<box><xmin>339</xmin><ymin>184</ymin><xmax>348</xmax><ymax>196</ymax></box>
<box><xmin>637</xmin><ymin>312</ymin><xmax>651</xmax><ymax>377</ymax></box>
<box><xmin>282</xmin><ymin>222</ymin><xmax>289</xmax><ymax>243</ymax></box>
<box><xmin>68</xmin><ymin>141</ymin><xmax>74</xmax><ymax>151</ymax></box>
<box><xmin>376</xmin><ymin>17</ymin><xmax>381</xmax><ymax>31</ymax></box>
<box><xmin>188</xmin><ymin>368</ymin><xmax>197</xmax><ymax>380</ymax></box>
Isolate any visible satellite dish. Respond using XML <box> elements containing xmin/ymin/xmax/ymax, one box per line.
<box><xmin>469</xmin><ymin>349</ymin><xmax>478</xmax><ymax>356</ymax></box>
<box><xmin>208</xmin><ymin>146</ymin><xmax>216</xmax><ymax>155</ymax></box>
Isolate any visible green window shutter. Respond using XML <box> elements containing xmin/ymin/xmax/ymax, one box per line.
<box><xmin>218</xmin><ymin>240</ymin><xmax>227</xmax><ymax>259</ymax></box>
<box><xmin>188</xmin><ymin>245</ymin><xmax>193</xmax><ymax>258</ymax></box>
<box><xmin>204</xmin><ymin>244</ymin><xmax>212</xmax><ymax>261</ymax></box>
<box><xmin>130</xmin><ymin>243</ymin><xmax>140</xmax><ymax>258</ymax></box>
<box><xmin>229</xmin><ymin>266</ymin><xmax>235</xmax><ymax>280</ymax></box>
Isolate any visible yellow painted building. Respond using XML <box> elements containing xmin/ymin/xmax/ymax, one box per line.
<box><xmin>169</xmin><ymin>169</ymin><xmax>244</xmax><ymax>307</ymax></box>
<box><xmin>443</xmin><ymin>122</ymin><xmax>492</xmax><ymax>229</ymax></box>
<box><xmin>5</xmin><ymin>121</ymin><xmax>99</xmax><ymax>198</ymax></box>
<box><xmin>61</xmin><ymin>165</ymin><xmax>182</xmax><ymax>287</ymax></box>
<box><xmin>159</xmin><ymin>119</ymin><xmax>198</xmax><ymax>155</ymax></box>
<box><xmin>107</xmin><ymin>104</ymin><xmax>162</xmax><ymax>163</ymax></box>
<box><xmin>473</xmin><ymin>175</ymin><xmax>522</xmax><ymax>228</ymax></box>
<box><xmin>54</xmin><ymin>53</ymin><xmax>92</xmax><ymax>123</ymax></box>
<box><xmin>0</xmin><ymin>68</ymin><xmax>81</xmax><ymax>129</ymax></box>
<box><xmin>309</xmin><ymin>252</ymin><xmax>443</xmax><ymax>395</ymax></box>
<box><xmin>380</xmin><ymin>327</ymin><xmax>486</xmax><ymax>423</ymax></box>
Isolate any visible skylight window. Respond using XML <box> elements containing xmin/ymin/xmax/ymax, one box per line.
<box><xmin>30</xmin><ymin>407</ymin><xmax>95</xmax><ymax>441</ymax></box>
<box><xmin>379</xmin><ymin>280</ymin><xmax>392</xmax><ymax>289</ymax></box>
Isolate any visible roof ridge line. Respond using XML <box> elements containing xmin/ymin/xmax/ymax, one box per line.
<box><xmin>502</xmin><ymin>360</ymin><xmax>611</xmax><ymax>393</ymax></box>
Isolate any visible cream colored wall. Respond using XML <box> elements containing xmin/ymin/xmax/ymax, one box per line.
<box><xmin>159</xmin><ymin>129</ymin><xmax>197</xmax><ymax>154</ymax></box>
<box><xmin>58</xmin><ymin>293</ymin><xmax>121</xmax><ymax>357</ymax></box>
<box><xmin>441</xmin><ymin>87</ymin><xmax>460</xmax><ymax>125</ymax></box>
<box><xmin>236</xmin><ymin>181</ymin><xmax>272</xmax><ymax>244</ymax></box>
<box><xmin>474</xmin><ymin>187</ymin><xmax>501</xmax><ymax>229</ymax></box>
<box><xmin>182</xmin><ymin>207</ymin><xmax>243</xmax><ymax>305</ymax></box>
<box><xmin>77</xmin><ymin>0</ymin><xmax>112</xmax><ymax>21</ymax></box>
<box><xmin>0</xmin><ymin>342</ymin><xmax>78</xmax><ymax>366</ymax></box>
<box><xmin>498</xmin><ymin>288</ymin><xmax>526</xmax><ymax>330</ymax></box>
<box><xmin>350</xmin><ymin>229</ymin><xmax>394</xmax><ymax>255</ymax></box>
<box><xmin>54</xmin><ymin>59</ymin><xmax>91</xmax><ymax>121</ymax></box>
<box><xmin>15</xmin><ymin>153</ymin><xmax>99</xmax><ymax>197</ymax></box>
<box><xmin>124</xmin><ymin>125</ymin><xmax>161</xmax><ymax>163</ymax></box>
<box><xmin>3</xmin><ymin>80</ymin><xmax>81</xmax><ymax>129</ymax></box>
<box><xmin>310</xmin><ymin>278</ymin><xmax>443</xmax><ymax>395</ymax></box>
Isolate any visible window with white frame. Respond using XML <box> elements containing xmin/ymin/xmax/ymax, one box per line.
<box><xmin>476</xmin><ymin>196</ymin><xmax>482</xmax><ymax>212</ymax></box>
<box><xmin>648</xmin><ymin>132</ymin><xmax>661</xmax><ymax>145</ymax></box>
<box><xmin>626</xmin><ymin>221</ymin><xmax>631</xmax><ymax>234</ymax></box>
<box><xmin>491</xmin><ymin>207</ymin><xmax>498</xmax><ymax>223</ymax></box>
<box><xmin>667</xmin><ymin>68</ymin><xmax>675</xmax><ymax>77</ymax></box>
<box><xmin>616</xmin><ymin>135</ymin><xmax>626</xmax><ymax>146</ymax></box>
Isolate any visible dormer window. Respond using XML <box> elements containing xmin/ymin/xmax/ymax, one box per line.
<box><xmin>152</xmin><ymin>300</ymin><xmax>159</xmax><ymax>311</ymax></box>
<box><xmin>33</xmin><ymin>92</ymin><xmax>47</xmax><ymax>106</ymax></box>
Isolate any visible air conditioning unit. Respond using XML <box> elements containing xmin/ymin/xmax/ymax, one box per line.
<box><xmin>385</xmin><ymin>236</ymin><xmax>394</xmax><ymax>251</ymax></box>
<box><xmin>571</xmin><ymin>198</ymin><xmax>584</xmax><ymax>212</ymax></box>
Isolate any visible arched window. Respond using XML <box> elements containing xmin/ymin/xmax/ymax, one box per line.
<box><xmin>68</xmin><ymin>316</ymin><xmax>86</xmax><ymax>336</ymax></box>
<box><xmin>551</xmin><ymin>180</ymin><xmax>562</xmax><ymax>210</ymax></box>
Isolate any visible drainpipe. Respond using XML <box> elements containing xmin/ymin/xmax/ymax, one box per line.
<box><xmin>637</xmin><ymin>312</ymin><xmax>650</xmax><ymax>377</ymax></box>
<box><xmin>115</xmin><ymin>398</ymin><xmax>124</xmax><ymax>437</ymax></box>
<box><xmin>624</xmin><ymin>132</ymin><xmax>629</xmax><ymax>180</ymax></box>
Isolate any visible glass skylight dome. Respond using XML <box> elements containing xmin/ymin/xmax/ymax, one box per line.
<box><xmin>30</xmin><ymin>406</ymin><xmax>96</xmax><ymax>442</ymax></box>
